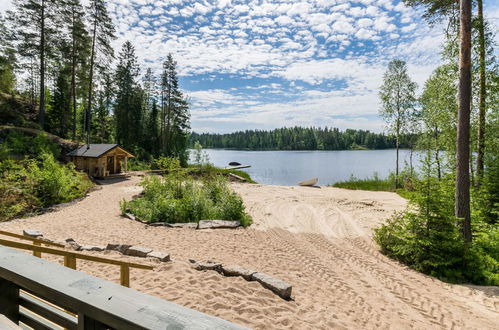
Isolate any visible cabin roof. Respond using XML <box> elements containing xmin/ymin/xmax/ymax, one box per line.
<box><xmin>67</xmin><ymin>144</ymin><xmax>134</xmax><ymax>158</ymax></box>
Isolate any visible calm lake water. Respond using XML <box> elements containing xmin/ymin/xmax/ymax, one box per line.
<box><xmin>192</xmin><ymin>149</ymin><xmax>423</xmax><ymax>186</ymax></box>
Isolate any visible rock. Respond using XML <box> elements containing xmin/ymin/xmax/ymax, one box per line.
<box><xmin>147</xmin><ymin>251</ymin><xmax>170</xmax><ymax>262</ymax></box>
<box><xmin>197</xmin><ymin>220</ymin><xmax>240</xmax><ymax>229</ymax></box>
<box><xmin>189</xmin><ymin>259</ymin><xmax>222</xmax><ymax>272</ymax></box>
<box><xmin>251</xmin><ymin>273</ymin><xmax>292</xmax><ymax>300</ymax></box>
<box><xmin>221</xmin><ymin>265</ymin><xmax>256</xmax><ymax>280</ymax></box>
<box><xmin>149</xmin><ymin>222</ymin><xmax>169</xmax><ymax>227</ymax></box>
<box><xmin>124</xmin><ymin>246</ymin><xmax>153</xmax><ymax>258</ymax></box>
<box><xmin>80</xmin><ymin>245</ymin><xmax>105</xmax><ymax>252</ymax></box>
<box><xmin>23</xmin><ymin>229</ymin><xmax>43</xmax><ymax>238</ymax></box>
<box><xmin>65</xmin><ymin>238</ymin><xmax>81</xmax><ymax>250</ymax></box>
<box><xmin>168</xmin><ymin>223</ymin><xmax>198</xmax><ymax>229</ymax></box>
<box><xmin>106</xmin><ymin>244</ymin><xmax>132</xmax><ymax>254</ymax></box>
<box><xmin>124</xmin><ymin>213</ymin><xmax>136</xmax><ymax>221</ymax></box>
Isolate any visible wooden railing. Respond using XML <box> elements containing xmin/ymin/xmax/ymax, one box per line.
<box><xmin>0</xmin><ymin>234</ymin><xmax>153</xmax><ymax>287</ymax></box>
<box><xmin>0</xmin><ymin>246</ymin><xmax>246</xmax><ymax>329</ymax></box>
<box><xmin>0</xmin><ymin>229</ymin><xmax>65</xmax><ymax>257</ymax></box>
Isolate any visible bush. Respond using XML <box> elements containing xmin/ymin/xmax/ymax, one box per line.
<box><xmin>374</xmin><ymin>174</ymin><xmax>499</xmax><ymax>285</ymax></box>
<box><xmin>121</xmin><ymin>173</ymin><xmax>251</xmax><ymax>227</ymax></box>
<box><xmin>0</xmin><ymin>152</ymin><xmax>93</xmax><ymax>220</ymax></box>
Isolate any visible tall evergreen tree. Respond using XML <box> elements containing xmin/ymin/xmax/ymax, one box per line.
<box><xmin>114</xmin><ymin>41</ymin><xmax>140</xmax><ymax>150</ymax></box>
<box><xmin>0</xmin><ymin>14</ymin><xmax>16</xmax><ymax>94</ymax></box>
<box><xmin>160</xmin><ymin>54</ymin><xmax>190</xmax><ymax>160</ymax></box>
<box><xmin>85</xmin><ymin>0</ymin><xmax>115</xmax><ymax>144</ymax></box>
<box><xmin>10</xmin><ymin>0</ymin><xmax>62</xmax><ymax>129</ymax></box>
<box><xmin>379</xmin><ymin>59</ymin><xmax>417</xmax><ymax>188</ymax></box>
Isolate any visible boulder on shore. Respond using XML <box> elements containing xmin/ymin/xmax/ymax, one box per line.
<box><xmin>221</xmin><ymin>265</ymin><xmax>256</xmax><ymax>280</ymax></box>
<box><xmin>124</xmin><ymin>246</ymin><xmax>153</xmax><ymax>257</ymax></box>
<box><xmin>189</xmin><ymin>259</ymin><xmax>222</xmax><ymax>272</ymax></box>
<box><xmin>23</xmin><ymin>229</ymin><xmax>43</xmax><ymax>238</ymax></box>
<box><xmin>251</xmin><ymin>272</ymin><xmax>292</xmax><ymax>300</ymax></box>
<box><xmin>197</xmin><ymin>220</ymin><xmax>240</xmax><ymax>229</ymax></box>
<box><xmin>147</xmin><ymin>251</ymin><xmax>170</xmax><ymax>262</ymax></box>
<box><xmin>106</xmin><ymin>243</ymin><xmax>132</xmax><ymax>254</ymax></box>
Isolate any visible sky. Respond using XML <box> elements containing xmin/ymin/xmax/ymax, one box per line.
<box><xmin>1</xmin><ymin>0</ymin><xmax>499</xmax><ymax>134</ymax></box>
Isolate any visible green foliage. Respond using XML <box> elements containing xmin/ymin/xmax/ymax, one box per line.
<box><xmin>1</xmin><ymin>131</ymin><xmax>60</xmax><ymax>159</ymax></box>
<box><xmin>374</xmin><ymin>172</ymin><xmax>498</xmax><ymax>285</ymax></box>
<box><xmin>331</xmin><ymin>170</ymin><xmax>415</xmax><ymax>197</ymax></box>
<box><xmin>121</xmin><ymin>174</ymin><xmax>251</xmax><ymax>227</ymax></box>
<box><xmin>0</xmin><ymin>152</ymin><xmax>92</xmax><ymax>220</ymax></box>
<box><xmin>189</xmin><ymin>127</ymin><xmax>414</xmax><ymax>151</ymax></box>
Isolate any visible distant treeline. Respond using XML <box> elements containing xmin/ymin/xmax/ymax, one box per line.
<box><xmin>190</xmin><ymin>127</ymin><xmax>414</xmax><ymax>150</ymax></box>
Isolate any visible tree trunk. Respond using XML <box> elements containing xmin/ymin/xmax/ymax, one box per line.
<box><xmin>476</xmin><ymin>0</ymin><xmax>486</xmax><ymax>187</ymax></box>
<box><xmin>71</xmin><ymin>7</ymin><xmax>77</xmax><ymax>141</ymax></box>
<box><xmin>39</xmin><ymin>0</ymin><xmax>46</xmax><ymax>129</ymax></box>
<box><xmin>455</xmin><ymin>0</ymin><xmax>472</xmax><ymax>243</ymax></box>
<box><xmin>86</xmin><ymin>16</ymin><xmax>97</xmax><ymax>145</ymax></box>
<box><xmin>395</xmin><ymin>117</ymin><xmax>400</xmax><ymax>188</ymax></box>
<box><xmin>434</xmin><ymin>127</ymin><xmax>441</xmax><ymax>180</ymax></box>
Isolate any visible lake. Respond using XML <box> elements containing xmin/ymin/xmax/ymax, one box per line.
<box><xmin>192</xmin><ymin>149</ymin><xmax>423</xmax><ymax>186</ymax></box>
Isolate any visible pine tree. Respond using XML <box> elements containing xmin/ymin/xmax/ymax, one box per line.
<box><xmin>160</xmin><ymin>54</ymin><xmax>190</xmax><ymax>161</ymax></box>
<box><xmin>10</xmin><ymin>0</ymin><xmax>63</xmax><ymax>129</ymax></box>
<box><xmin>114</xmin><ymin>41</ymin><xmax>140</xmax><ymax>150</ymax></box>
<box><xmin>85</xmin><ymin>0</ymin><xmax>115</xmax><ymax>144</ymax></box>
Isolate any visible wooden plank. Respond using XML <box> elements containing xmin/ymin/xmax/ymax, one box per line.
<box><xmin>224</xmin><ymin>165</ymin><xmax>251</xmax><ymax>170</ymax></box>
<box><xmin>33</xmin><ymin>241</ymin><xmax>42</xmax><ymax>258</ymax></box>
<box><xmin>0</xmin><ymin>238</ymin><xmax>153</xmax><ymax>270</ymax></box>
<box><xmin>19</xmin><ymin>292</ymin><xmax>77</xmax><ymax>330</ymax></box>
<box><xmin>120</xmin><ymin>265</ymin><xmax>130</xmax><ymax>288</ymax></box>
<box><xmin>0</xmin><ymin>230</ymin><xmax>64</xmax><ymax>248</ymax></box>
<box><xmin>0</xmin><ymin>246</ymin><xmax>248</xmax><ymax>329</ymax></box>
<box><xmin>228</xmin><ymin>173</ymin><xmax>246</xmax><ymax>182</ymax></box>
<box><xmin>0</xmin><ymin>278</ymin><xmax>19</xmax><ymax>324</ymax></box>
<box><xmin>0</xmin><ymin>315</ymin><xmax>21</xmax><ymax>330</ymax></box>
<box><xmin>64</xmin><ymin>256</ymin><xmax>77</xmax><ymax>270</ymax></box>
<box><xmin>18</xmin><ymin>308</ymin><xmax>54</xmax><ymax>330</ymax></box>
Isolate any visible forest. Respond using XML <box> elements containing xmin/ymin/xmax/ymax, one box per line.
<box><xmin>0</xmin><ymin>0</ymin><xmax>190</xmax><ymax>162</ymax></box>
<box><xmin>190</xmin><ymin>127</ymin><xmax>413</xmax><ymax>150</ymax></box>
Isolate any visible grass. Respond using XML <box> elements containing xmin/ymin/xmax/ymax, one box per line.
<box><xmin>331</xmin><ymin>173</ymin><xmax>414</xmax><ymax>199</ymax></box>
<box><xmin>121</xmin><ymin>172</ymin><xmax>252</xmax><ymax>227</ymax></box>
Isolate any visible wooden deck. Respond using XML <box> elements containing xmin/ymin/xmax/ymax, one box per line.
<box><xmin>0</xmin><ymin>246</ymin><xmax>248</xmax><ymax>329</ymax></box>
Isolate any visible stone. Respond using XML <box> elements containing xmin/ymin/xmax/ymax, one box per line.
<box><xmin>168</xmin><ymin>223</ymin><xmax>198</xmax><ymax>229</ymax></box>
<box><xmin>124</xmin><ymin>246</ymin><xmax>153</xmax><ymax>258</ymax></box>
<box><xmin>149</xmin><ymin>222</ymin><xmax>169</xmax><ymax>227</ymax></box>
<box><xmin>189</xmin><ymin>259</ymin><xmax>222</xmax><ymax>272</ymax></box>
<box><xmin>147</xmin><ymin>251</ymin><xmax>170</xmax><ymax>262</ymax></box>
<box><xmin>65</xmin><ymin>238</ymin><xmax>81</xmax><ymax>251</ymax></box>
<box><xmin>221</xmin><ymin>265</ymin><xmax>256</xmax><ymax>281</ymax></box>
<box><xmin>80</xmin><ymin>245</ymin><xmax>105</xmax><ymax>252</ymax></box>
<box><xmin>251</xmin><ymin>273</ymin><xmax>292</xmax><ymax>300</ymax></box>
<box><xmin>197</xmin><ymin>220</ymin><xmax>240</xmax><ymax>229</ymax></box>
<box><xmin>124</xmin><ymin>213</ymin><xmax>136</xmax><ymax>221</ymax></box>
<box><xmin>106</xmin><ymin>244</ymin><xmax>132</xmax><ymax>254</ymax></box>
<box><xmin>23</xmin><ymin>229</ymin><xmax>43</xmax><ymax>238</ymax></box>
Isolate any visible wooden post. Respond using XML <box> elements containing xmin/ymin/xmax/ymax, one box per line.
<box><xmin>124</xmin><ymin>157</ymin><xmax>128</xmax><ymax>173</ymax></box>
<box><xmin>0</xmin><ymin>279</ymin><xmax>20</xmax><ymax>324</ymax></box>
<box><xmin>33</xmin><ymin>241</ymin><xmax>41</xmax><ymax>258</ymax></box>
<box><xmin>120</xmin><ymin>265</ymin><xmax>130</xmax><ymax>288</ymax></box>
<box><xmin>78</xmin><ymin>313</ymin><xmax>109</xmax><ymax>330</ymax></box>
<box><xmin>64</xmin><ymin>255</ymin><xmax>77</xmax><ymax>270</ymax></box>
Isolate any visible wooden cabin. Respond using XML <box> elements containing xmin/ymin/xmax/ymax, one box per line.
<box><xmin>67</xmin><ymin>144</ymin><xmax>134</xmax><ymax>178</ymax></box>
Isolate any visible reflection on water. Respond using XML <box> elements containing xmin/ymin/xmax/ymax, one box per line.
<box><xmin>191</xmin><ymin>149</ymin><xmax>423</xmax><ymax>186</ymax></box>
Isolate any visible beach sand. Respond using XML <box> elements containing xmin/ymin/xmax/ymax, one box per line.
<box><xmin>0</xmin><ymin>175</ymin><xmax>497</xmax><ymax>329</ymax></box>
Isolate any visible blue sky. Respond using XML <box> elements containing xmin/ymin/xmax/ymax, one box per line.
<box><xmin>1</xmin><ymin>0</ymin><xmax>498</xmax><ymax>133</ymax></box>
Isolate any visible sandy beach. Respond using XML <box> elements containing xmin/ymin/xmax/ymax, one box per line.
<box><xmin>0</xmin><ymin>175</ymin><xmax>497</xmax><ymax>329</ymax></box>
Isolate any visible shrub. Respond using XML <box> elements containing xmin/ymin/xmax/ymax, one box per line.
<box><xmin>122</xmin><ymin>173</ymin><xmax>252</xmax><ymax>227</ymax></box>
<box><xmin>0</xmin><ymin>152</ymin><xmax>93</xmax><ymax>221</ymax></box>
<box><xmin>374</xmin><ymin>174</ymin><xmax>499</xmax><ymax>285</ymax></box>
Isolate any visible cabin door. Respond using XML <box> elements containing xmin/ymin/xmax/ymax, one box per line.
<box><xmin>107</xmin><ymin>156</ymin><xmax>115</xmax><ymax>174</ymax></box>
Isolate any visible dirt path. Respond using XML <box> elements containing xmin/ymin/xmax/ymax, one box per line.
<box><xmin>1</xmin><ymin>176</ymin><xmax>497</xmax><ymax>329</ymax></box>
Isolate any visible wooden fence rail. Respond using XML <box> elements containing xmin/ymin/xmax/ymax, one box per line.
<box><xmin>0</xmin><ymin>229</ymin><xmax>64</xmax><ymax>258</ymax></box>
<box><xmin>0</xmin><ymin>246</ymin><xmax>246</xmax><ymax>329</ymax></box>
<box><xmin>0</xmin><ymin>237</ymin><xmax>153</xmax><ymax>287</ymax></box>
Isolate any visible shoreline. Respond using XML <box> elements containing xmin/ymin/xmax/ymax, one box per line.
<box><xmin>0</xmin><ymin>175</ymin><xmax>496</xmax><ymax>329</ymax></box>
